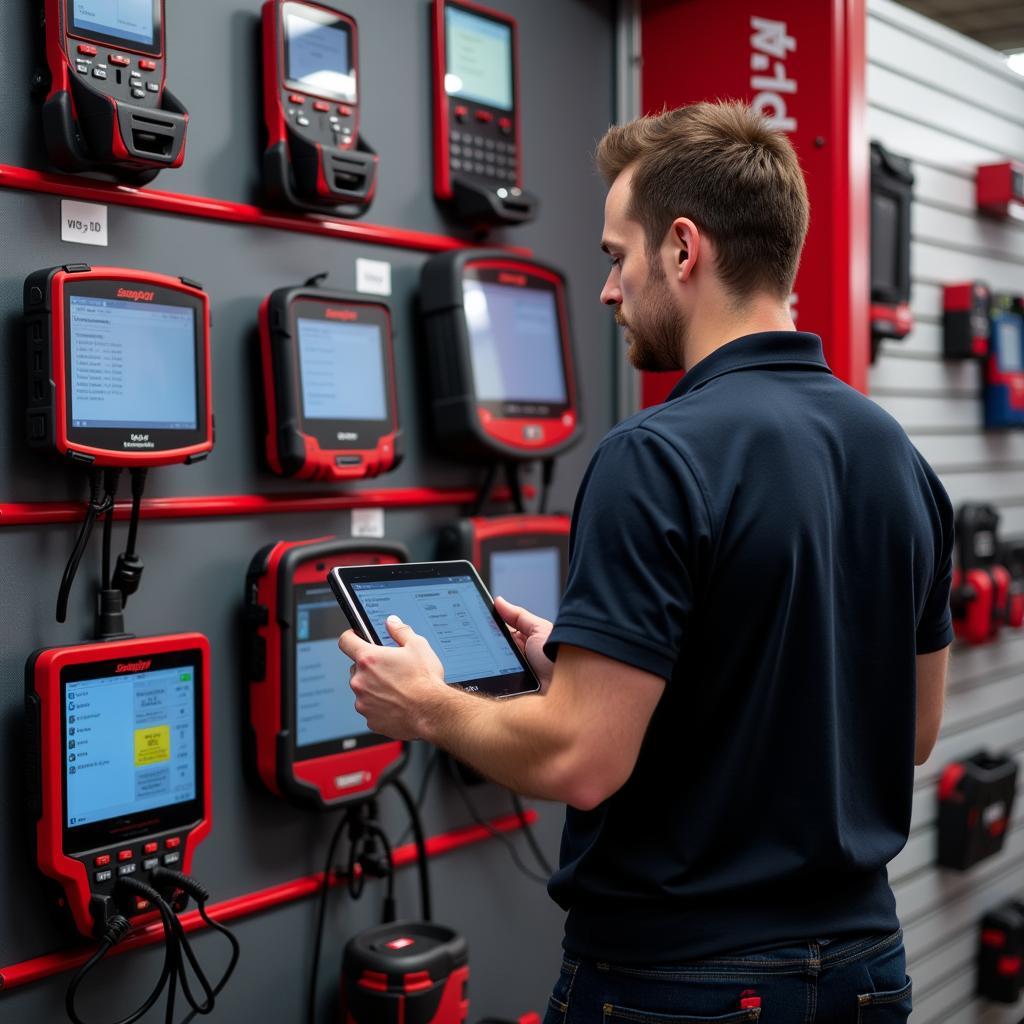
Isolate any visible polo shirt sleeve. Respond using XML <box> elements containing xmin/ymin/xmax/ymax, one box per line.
<box><xmin>915</xmin><ymin>460</ymin><xmax>955</xmax><ymax>654</ymax></box>
<box><xmin>543</xmin><ymin>426</ymin><xmax>712</xmax><ymax>681</ymax></box>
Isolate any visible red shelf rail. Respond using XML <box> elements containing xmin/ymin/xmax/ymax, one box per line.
<box><xmin>0</xmin><ymin>164</ymin><xmax>530</xmax><ymax>255</ymax></box>
<box><xmin>0</xmin><ymin>809</ymin><xmax>539</xmax><ymax>992</ymax></box>
<box><xmin>0</xmin><ymin>484</ymin><xmax>530</xmax><ymax>527</ymax></box>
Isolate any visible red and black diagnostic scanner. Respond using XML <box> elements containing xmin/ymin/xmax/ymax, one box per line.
<box><xmin>869</xmin><ymin>141</ymin><xmax>914</xmax><ymax>358</ymax></box>
<box><xmin>341</xmin><ymin>921</ymin><xmax>469</xmax><ymax>1024</ymax></box>
<box><xmin>25</xmin><ymin>633</ymin><xmax>211</xmax><ymax>937</ymax></box>
<box><xmin>952</xmin><ymin>504</ymin><xmax>1017</xmax><ymax>646</ymax></box>
<box><xmin>943</xmin><ymin>282</ymin><xmax>991</xmax><ymax>360</ymax></box>
<box><xmin>41</xmin><ymin>0</ymin><xmax>188</xmax><ymax>183</ymax></box>
<box><xmin>262</xmin><ymin>1</ymin><xmax>377</xmax><ymax>217</ymax></box>
<box><xmin>258</xmin><ymin>277</ymin><xmax>401</xmax><ymax>481</ymax></box>
<box><xmin>978</xmin><ymin>901</ymin><xmax>1024</xmax><ymax>1003</ymax></box>
<box><xmin>419</xmin><ymin>251</ymin><xmax>581</xmax><ymax>462</ymax></box>
<box><xmin>937</xmin><ymin>750</ymin><xmax>1018</xmax><ymax>871</ymax></box>
<box><xmin>432</xmin><ymin>0</ymin><xmax>536</xmax><ymax>229</ymax></box>
<box><xmin>24</xmin><ymin>264</ymin><xmax>213</xmax><ymax>625</ymax></box>
<box><xmin>245</xmin><ymin>537</ymin><xmax>409</xmax><ymax>809</ymax></box>
<box><xmin>437</xmin><ymin>515</ymin><xmax>569</xmax><ymax>624</ymax></box>
<box><xmin>977</xmin><ymin>161</ymin><xmax>1024</xmax><ymax>219</ymax></box>
<box><xmin>984</xmin><ymin>295</ymin><xmax>1024</xmax><ymax>430</ymax></box>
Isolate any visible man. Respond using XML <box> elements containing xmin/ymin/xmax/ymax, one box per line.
<box><xmin>340</xmin><ymin>102</ymin><xmax>952</xmax><ymax>1023</ymax></box>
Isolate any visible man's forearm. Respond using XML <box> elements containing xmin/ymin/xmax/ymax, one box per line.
<box><xmin>417</xmin><ymin>681</ymin><xmax>577</xmax><ymax>802</ymax></box>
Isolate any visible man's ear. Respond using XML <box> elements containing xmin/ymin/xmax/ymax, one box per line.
<box><xmin>672</xmin><ymin>218</ymin><xmax>700</xmax><ymax>283</ymax></box>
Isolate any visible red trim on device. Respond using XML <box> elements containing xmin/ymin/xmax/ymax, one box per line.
<box><xmin>0</xmin><ymin>484</ymin><xmax>532</xmax><ymax>527</ymax></box>
<box><xmin>938</xmin><ymin>763</ymin><xmax>965</xmax><ymax>802</ymax></box>
<box><xmin>943</xmin><ymin>284</ymin><xmax>974</xmax><ymax>314</ymax></box>
<box><xmin>31</xmin><ymin>634</ymin><xmax>212</xmax><ymax>938</ymax></box>
<box><xmin>0</xmin><ymin>810</ymin><xmax>537</xmax><ymax>992</ymax></box>
<box><xmin>49</xmin><ymin>267</ymin><xmax>213</xmax><ymax>466</ymax></box>
<box><xmin>468</xmin><ymin>514</ymin><xmax>571</xmax><ymax>552</ymax></box>
<box><xmin>982</xmin><ymin>928</ymin><xmax>1008</xmax><ymax>948</ymax></box>
<box><xmin>977</xmin><ymin>162</ymin><xmax>1024</xmax><ymax>218</ymax></box>
<box><xmin>0</xmin><ymin>164</ymin><xmax>532</xmax><ymax>256</ymax></box>
<box><xmin>291</xmin><ymin>743</ymin><xmax>405</xmax><ymax>802</ymax></box>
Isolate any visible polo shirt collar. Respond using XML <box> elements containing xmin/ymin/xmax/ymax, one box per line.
<box><xmin>667</xmin><ymin>332</ymin><xmax>831</xmax><ymax>401</ymax></box>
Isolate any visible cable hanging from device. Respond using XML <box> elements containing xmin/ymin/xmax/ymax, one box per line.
<box><xmin>56</xmin><ymin>469</ymin><xmax>112</xmax><ymax>623</ymax></box>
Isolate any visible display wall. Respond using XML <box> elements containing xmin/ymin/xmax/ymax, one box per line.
<box><xmin>866</xmin><ymin>1</ymin><xmax>1024</xmax><ymax>1020</ymax></box>
<box><xmin>0</xmin><ymin>0</ymin><xmax>618</xmax><ymax>1020</ymax></box>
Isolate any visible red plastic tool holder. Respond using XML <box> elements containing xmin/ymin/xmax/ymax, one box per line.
<box><xmin>0</xmin><ymin>163</ymin><xmax>531</xmax><ymax>256</ymax></box>
<box><xmin>977</xmin><ymin>162</ymin><xmax>1024</xmax><ymax>219</ymax></box>
<box><xmin>0</xmin><ymin>485</ymin><xmax>531</xmax><ymax>528</ymax></box>
<box><xmin>0</xmin><ymin>809</ymin><xmax>537</xmax><ymax>992</ymax></box>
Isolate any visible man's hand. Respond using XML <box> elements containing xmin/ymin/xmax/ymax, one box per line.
<box><xmin>339</xmin><ymin>616</ymin><xmax>448</xmax><ymax>740</ymax></box>
<box><xmin>493</xmin><ymin>596</ymin><xmax>555</xmax><ymax>691</ymax></box>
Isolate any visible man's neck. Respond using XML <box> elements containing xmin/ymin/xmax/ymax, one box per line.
<box><xmin>682</xmin><ymin>297</ymin><xmax>797</xmax><ymax>372</ymax></box>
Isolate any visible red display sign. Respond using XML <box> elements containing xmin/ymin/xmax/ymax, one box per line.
<box><xmin>639</xmin><ymin>0</ymin><xmax>868</xmax><ymax>405</ymax></box>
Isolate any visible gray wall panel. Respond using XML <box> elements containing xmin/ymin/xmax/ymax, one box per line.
<box><xmin>868</xmin><ymin>2</ymin><xmax>1024</xmax><ymax>1016</ymax></box>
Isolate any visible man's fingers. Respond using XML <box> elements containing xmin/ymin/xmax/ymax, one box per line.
<box><xmin>339</xmin><ymin>629</ymin><xmax>374</xmax><ymax>660</ymax></box>
<box><xmin>494</xmin><ymin>595</ymin><xmax>549</xmax><ymax>636</ymax></box>
<box><xmin>385</xmin><ymin>614</ymin><xmax>419</xmax><ymax>646</ymax></box>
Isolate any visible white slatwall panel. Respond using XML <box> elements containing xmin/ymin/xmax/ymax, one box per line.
<box><xmin>867</xmin><ymin>2</ymin><xmax>1024</xmax><ymax>1019</ymax></box>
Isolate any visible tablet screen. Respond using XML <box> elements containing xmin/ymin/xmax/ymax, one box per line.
<box><xmin>335</xmin><ymin>563</ymin><xmax>538</xmax><ymax>697</ymax></box>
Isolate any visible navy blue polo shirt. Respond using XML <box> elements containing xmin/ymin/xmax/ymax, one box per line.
<box><xmin>544</xmin><ymin>331</ymin><xmax>954</xmax><ymax>964</ymax></box>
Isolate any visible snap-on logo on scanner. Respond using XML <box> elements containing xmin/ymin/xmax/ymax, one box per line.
<box><xmin>116</xmin><ymin>288</ymin><xmax>156</xmax><ymax>302</ymax></box>
<box><xmin>115</xmin><ymin>659</ymin><xmax>152</xmax><ymax>673</ymax></box>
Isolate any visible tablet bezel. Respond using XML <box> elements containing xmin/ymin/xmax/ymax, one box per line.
<box><xmin>328</xmin><ymin>559</ymin><xmax>541</xmax><ymax>698</ymax></box>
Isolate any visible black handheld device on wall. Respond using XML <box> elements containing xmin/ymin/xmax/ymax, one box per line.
<box><xmin>262</xmin><ymin>0</ymin><xmax>378</xmax><ymax>216</ymax></box>
<box><xmin>431</xmin><ymin>0</ymin><xmax>536</xmax><ymax>228</ymax></box>
<box><xmin>41</xmin><ymin>0</ymin><xmax>188</xmax><ymax>182</ymax></box>
<box><xmin>245</xmin><ymin>537</ymin><xmax>409</xmax><ymax>809</ymax></box>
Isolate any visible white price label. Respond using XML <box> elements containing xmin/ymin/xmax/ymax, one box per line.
<box><xmin>355</xmin><ymin>258</ymin><xmax>392</xmax><ymax>296</ymax></box>
<box><xmin>351</xmin><ymin>508</ymin><xmax>385</xmax><ymax>539</ymax></box>
<box><xmin>61</xmin><ymin>200</ymin><xmax>108</xmax><ymax>246</ymax></box>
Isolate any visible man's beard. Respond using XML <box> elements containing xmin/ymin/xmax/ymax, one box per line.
<box><xmin>616</xmin><ymin>265</ymin><xmax>687</xmax><ymax>373</ymax></box>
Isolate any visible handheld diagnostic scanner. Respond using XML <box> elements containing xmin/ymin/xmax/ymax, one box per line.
<box><xmin>869</xmin><ymin>141</ymin><xmax>914</xmax><ymax>353</ymax></box>
<box><xmin>25</xmin><ymin>634</ymin><xmax>211</xmax><ymax>937</ymax></box>
<box><xmin>245</xmin><ymin>538</ymin><xmax>409</xmax><ymax>809</ymax></box>
<box><xmin>258</xmin><ymin>281</ymin><xmax>401</xmax><ymax>480</ymax></box>
<box><xmin>432</xmin><ymin>0</ymin><xmax>536</xmax><ymax>228</ymax></box>
<box><xmin>420</xmin><ymin>251</ymin><xmax>581</xmax><ymax>460</ymax></box>
<box><xmin>438</xmin><ymin>515</ymin><xmax>569</xmax><ymax>624</ymax></box>
<box><xmin>985</xmin><ymin>297</ymin><xmax>1024</xmax><ymax>431</ymax></box>
<box><xmin>24</xmin><ymin>265</ymin><xmax>213</xmax><ymax>468</ymax></box>
<box><xmin>41</xmin><ymin>0</ymin><xmax>188</xmax><ymax>181</ymax></box>
<box><xmin>262</xmin><ymin>1</ymin><xmax>378</xmax><ymax>216</ymax></box>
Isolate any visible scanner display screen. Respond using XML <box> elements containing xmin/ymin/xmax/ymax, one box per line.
<box><xmin>463</xmin><ymin>279</ymin><xmax>567</xmax><ymax>404</ymax></box>
<box><xmin>870</xmin><ymin>192</ymin><xmax>899</xmax><ymax>294</ymax></box>
<box><xmin>294</xmin><ymin>584</ymin><xmax>367</xmax><ymax>748</ymax></box>
<box><xmin>489</xmin><ymin>547</ymin><xmax>561</xmax><ymax>624</ymax></box>
<box><xmin>351</xmin><ymin>575</ymin><xmax>522</xmax><ymax>684</ymax></box>
<box><xmin>72</xmin><ymin>0</ymin><xmax>155</xmax><ymax>47</ymax></box>
<box><xmin>297</xmin><ymin>317</ymin><xmax>388</xmax><ymax>422</ymax></box>
<box><xmin>286</xmin><ymin>8</ymin><xmax>356</xmax><ymax>103</ymax></box>
<box><xmin>69</xmin><ymin>295</ymin><xmax>198</xmax><ymax>431</ymax></box>
<box><xmin>64</xmin><ymin>664</ymin><xmax>197</xmax><ymax>829</ymax></box>
<box><xmin>996</xmin><ymin>316</ymin><xmax>1024</xmax><ymax>372</ymax></box>
<box><xmin>444</xmin><ymin>6</ymin><xmax>512</xmax><ymax>111</ymax></box>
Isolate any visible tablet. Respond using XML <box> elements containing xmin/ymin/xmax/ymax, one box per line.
<box><xmin>327</xmin><ymin>560</ymin><xmax>541</xmax><ymax>698</ymax></box>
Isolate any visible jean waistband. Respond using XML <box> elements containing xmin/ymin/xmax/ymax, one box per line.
<box><xmin>575</xmin><ymin>929</ymin><xmax>903</xmax><ymax>979</ymax></box>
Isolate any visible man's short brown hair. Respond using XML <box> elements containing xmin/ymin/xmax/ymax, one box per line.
<box><xmin>595</xmin><ymin>101</ymin><xmax>809</xmax><ymax>300</ymax></box>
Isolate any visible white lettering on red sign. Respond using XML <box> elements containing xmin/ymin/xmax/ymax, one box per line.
<box><xmin>750</xmin><ymin>17</ymin><xmax>797</xmax><ymax>134</ymax></box>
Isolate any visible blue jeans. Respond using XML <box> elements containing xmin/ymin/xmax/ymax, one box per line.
<box><xmin>544</xmin><ymin>930</ymin><xmax>911</xmax><ymax>1023</ymax></box>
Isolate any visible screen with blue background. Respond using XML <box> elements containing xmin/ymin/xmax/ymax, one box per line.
<box><xmin>295</xmin><ymin>585</ymin><xmax>367</xmax><ymax>747</ymax></box>
<box><xmin>489</xmin><ymin>547</ymin><xmax>561</xmax><ymax>624</ymax></box>
<box><xmin>72</xmin><ymin>0</ymin><xmax>154</xmax><ymax>46</ymax></box>
<box><xmin>463</xmin><ymin>280</ymin><xmax>566</xmax><ymax>404</ymax></box>
<box><xmin>286</xmin><ymin>11</ymin><xmax>356</xmax><ymax>102</ymax></box>
<box><xmin>351</xmin><ymin>576</ymin><xmax>521</xmax><ymax>684</ymax></box>
<box><xmin>445</xmin><ymin>7</ymin><xmax>512</xmax><ymax>111</ymax></box>
<box><xmin>69</xmin><ymin>295</ymin><xmax>197</xmax><ymax>430</ymax></box>
<box><xmin>297</xmin><ymin>318</ymin><xmax>387</xmax><ymax>422</ymax></box>
<box><xmin>65</xmin><ymin>666</ymin><xmax>197</xmax><ymax>829</ymax></box>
